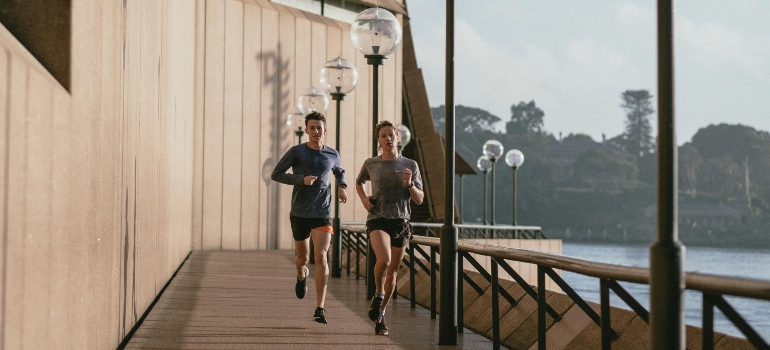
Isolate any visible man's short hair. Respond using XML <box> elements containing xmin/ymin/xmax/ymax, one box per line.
<box><xmin>305</xmin><ymin>111</ymin><xmax>326</xmax><ymax>126</ymax></box>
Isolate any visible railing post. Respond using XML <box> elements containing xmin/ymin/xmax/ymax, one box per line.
<box><xmin>431</xmin><ymin>246</ymin><xmax>437</xmax><ymax>319</ymax></box>
<box><xmin>439</xmin><ymin>0</ymin><xmax>459</xmax><ymax>344</ymax></box>
<box><xmin>491</xmin><ymin>259</ymin><xmax>500</xmax><ymax>350</ymax></box>
<box><xmin>650</xmin><ymin>1</ymin><xmax>685</xmax><ymax>349</ymax></box>
<box><xmin>410</xmin><ymin>244</ymin><xmax>416</xmax><ymax>309</ymax></box>
<box><xmin>366</xmin><ymin>239</ymin><xmax>375</xmax><ymax>298</ymax></box>
<box><xmin>457</xmin><ymin>252</ymin><xmax>464</xmax><ymax>334</ymax></box>
<box><xmin>538</xmin><ymin>265</ymin><xmax>546</xmax><ymax>350</ymax></box>
<box><xmin>601</xmin><ymin>279</ymin><xmax>612</xmax><ymax>350</ymax></box>
<box><xmin>355</xmin><ymin>232</ymin><xmax>361</xmax><ymax>279</ymax></box>
<box><xmin>702</xmin><ymin>294</ymin><xmax>714</xmax><ymax>350</ymax></box>
<box><xmin>346</xmin><ymin>231</ymin><xmax>351</xmax><ymax>275</ymax></box>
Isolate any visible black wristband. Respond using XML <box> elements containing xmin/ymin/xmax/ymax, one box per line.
<box><xmin>339</xmin><ymin>183</ymin><xmax>347</xmax><ymax>189</ymax></box>
<box><xmin>406</xmin><ymin>183</ymin><xmax>413</xmax><ymax>188</ymax></box>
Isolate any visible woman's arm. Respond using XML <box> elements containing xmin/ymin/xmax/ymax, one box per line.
<box><xmin>402</xmin><ymin>168</ymin><xmax>424</xmax><ymax>205</ymax></box>
<box><xmin>356</xmin><ymin>183</ymin><xmax>374</xmax><ymax>212</ymax></box>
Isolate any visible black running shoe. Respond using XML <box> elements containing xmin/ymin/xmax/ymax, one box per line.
<box><xmin>296</xmin><ymin>266</ymin><xmax>309</xmax><ymax>299</ymax></box>
<box><xmin>368</xmin><ymin>296</ymin><xmax>383</xmax><ymax>322</ymax></box>
<box><xmin>313</xmin><ymin>307</ymin><xmax>327</xmax><ymax>324</ymax></box>
<box><xmin>375</xmin><ymin>316</ymin><xmax>389</xmax><ymax>335</ymax></box>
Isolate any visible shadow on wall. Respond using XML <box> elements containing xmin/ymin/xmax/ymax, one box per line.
<box><xmin>258</xmin><ymin>43</ymin><xmax>292</xmax><ymax>249</ymax></box>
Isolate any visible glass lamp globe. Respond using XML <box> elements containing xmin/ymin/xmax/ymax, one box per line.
<box><xmin>320</xmin><ymin>57</ymin><xmax>358</xmax><ymax>94</ymax></box>
<box><xmin>483</xmin><ymin>139</ymin><xmax>504</xmax><ymax>160</ymax></box>
<box><xmin>396</xmin><ymin>124</ymin><xmax>411</xmax><ymax>148</ymax></box>
<box><xmin>351</xmin><ymin>8</ymin><xmax>402</xmax><ymax>56</ymax></box>
<box><xmin>505</xmin><ymin>149</ymin><xmax>524</xmax><ymax>168</ymax></box>
<box><xmin>298</xmin><ymin>87</ymin><xmax>329</xmax><ymax>115</ymax></box>
<box><xmin>286</xmin><ymin>108</ymin><xmax>305</xmax><ymax>130</ymax></box>
<box><xmin>477</xmin><ymin>155</ymin><xmax>492</xmax><ymax>172</ymax></box>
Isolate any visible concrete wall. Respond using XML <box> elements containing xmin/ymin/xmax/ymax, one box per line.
<box><xmin>0</xmin><ymin>0</ymin><xmax>403</xmax><ymax>348</ymax></box>
<box><xmin>192</xmin><ymin>0</ymin><xmax>403</xmax><ymax>251</ymax></box>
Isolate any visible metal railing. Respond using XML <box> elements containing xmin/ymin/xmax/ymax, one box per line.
<box><xmin>412</xmin><ymin>222</ymin><xmax>547</xmax><ymax>239</ymax></box>
<box><xmin>339</xmin><ymin>223</ymin><xmax>770</xmax><ymax>350</ymax></box>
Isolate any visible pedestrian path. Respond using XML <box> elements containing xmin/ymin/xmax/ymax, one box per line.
<box><xmin>123</xmin><ymin>250</ymin><xmax>493</xmax><ymax>349</ymax></box>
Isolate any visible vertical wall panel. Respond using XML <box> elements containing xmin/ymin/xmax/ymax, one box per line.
<box><xmin>101</xmin><ymin>1</ymin><xmax>123</xmax><ymax>347</ymax></box>
<box><xmin>275</xmin><ymin>4</ymin><xmax>297</xmax><ymax>250</ymax></box>
<box><xmin>353</xmin><ymin>50</ymin><xmax>371</xmax><ymax>222</ymax></box>
<box><xmin>83</xmin><ymin>1</ymin><xmax>104</xmax><ymax>347</ymax></box>
<box><xmin>4</xmin><ymin>56</ymin><xmax>26</xmax><ymax>350</ymax></box>
<box><xmin>222</xmin><ymin>0</ymin><xmax>244</xmax><ymax>249</ymax></box>
<box><xmin>203</xmin><ymin>0</ymin><xmax>226</xmax><ymax>249</ymax></box>
<box><xmin>309</xmin><ymin>14</ymin><xmax>326</xmax><ymax>96</ymax></box>
<box><xmin>48</xmin><ymin>87</ymin><xmax>71</xmax><ymax>346</ymax></box>
<box><xmin>22</xmin><ymin>69</ymin><xmax>53</xmax><ymax>350</ymax></box>
<box><xmin>338</xmin><ymin>21</ymin><xmax>357</xmax><ymax>222</ymax></box>
<box><xmin>259</xmin><ymin>3</ymin><xmax>280</xmax><ymax>249</ymax></box>
<box><xmin>241</xmin><ymin>0</ymin><xmax>263</xmax><ymax>250</ymax></box>
<box><xmin>192</xmin><ymin>0</ymin><xmax>206</xmax><ymax>249</ymax></box>
<box><xmin>120</xmin><ymin>0</ymin><xmax>141</xmax><ymax>339</ymax></box>
<box><xmin>0</xmin><ymin>49</ymin><xmax>7</xmax><ymax>350</ymax></box>
<box><xmin>292</xmin><ymin>7</ymin><xmax>310</xmax><ymax>143</ymax></box>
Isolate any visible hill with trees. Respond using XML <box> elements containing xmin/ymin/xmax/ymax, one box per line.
<box><xmin>430</xmin><ymin>93</ymin><xmax>770</xmax><ymax>248</ymax></box>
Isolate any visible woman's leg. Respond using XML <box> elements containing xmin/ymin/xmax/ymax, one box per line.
<box><xmin>368</xmin><ymin>230</ymin><xmax>392</xmax><ymax>296</ymax></box>
<box><xmin>381</xmin><ymin>245</ymin><xmax>407</xmax><ymax>312</ymax></box>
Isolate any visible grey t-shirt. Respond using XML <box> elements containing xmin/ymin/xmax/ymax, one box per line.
<box><xmin>356</xmin><ymin>155</ymin><xmax>423</xmax><ymax>220</ymax></box>
<box><xmin>271</xmin><ymin>143</ymin><xmax>346</xmax><ymax>218</ymax></box>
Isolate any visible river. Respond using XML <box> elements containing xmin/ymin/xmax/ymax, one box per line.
<box><xmin>561</xmin><ymin>242</ymin><xmax>770</xmax><ymax>341</ymax></box>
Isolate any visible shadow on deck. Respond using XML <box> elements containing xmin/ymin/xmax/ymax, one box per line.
<box><xmin>122</xmin><ymin>250</ymin><xmax>493</xmax><ymax>349</ymax></box>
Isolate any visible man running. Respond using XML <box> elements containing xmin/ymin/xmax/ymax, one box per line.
<box><xmin>271</xmin><ymin>111</ymin><xmax>347</xmax><ymax>324</ymax></box>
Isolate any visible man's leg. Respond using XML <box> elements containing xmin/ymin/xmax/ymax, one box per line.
<box><xmin>295</xmin><ymin>238</ymin><xmax>310</xmax><ymax>279</ymax></box>
<box><xmin>381</xmin><ymin>245</ymin><xmax>407</xmax><ymax>312</ymax></box>
<box><xmin>310</xmin><ymin>229</ymin><xmax>331</xmax><ymax>308</ymax></box>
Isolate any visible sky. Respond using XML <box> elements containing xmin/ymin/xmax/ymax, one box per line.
<box><xmin>405</xmin><ymin>0</ymin><xmax>770</xmax><ymax>144</ymax></box>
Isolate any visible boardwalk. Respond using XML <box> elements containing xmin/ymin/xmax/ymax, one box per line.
<box><xmin>123</xmin><ymin>250</ymin><xmax>493</xmax><ymax>349</ymax></box>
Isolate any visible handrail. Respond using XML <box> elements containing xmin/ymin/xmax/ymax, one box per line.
<box><xmin>410</xmin><ymin>235</ymin><xmax>770</xmax><ymax>302</ymax></box>
<box><xmin>339</xmin><ymin>224</ymin><xmax>770</xmax><ymax>349</ymax></box>
<box><xmin>342</xmin><ymin>220</ymin><xmax>541</xmax><ymax>231</ymax></box>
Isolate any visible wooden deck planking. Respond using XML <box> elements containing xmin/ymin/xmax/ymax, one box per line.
<box><xmin>124</xmin><ymin>250</ymin><xmax>492</xmax><ymax>349</ymax></box>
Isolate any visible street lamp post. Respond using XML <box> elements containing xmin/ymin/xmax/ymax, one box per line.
<box><xmin>286</xmin><ymin>108</ymin><xmax>306</xmax><ymax>145</ymax></box>
<box><xmin>298</xmin><ymin>86</ymin><xmax>329</xmax><ymax>264</ymax></box>
<box><xmin>352</xmin><ymin>7</ymin><xmax>402</xmax><ymax>300</ymax></box>
<box><xmin>396</xmin><ymin>124</ymin><xmax>412</xmax><ymax>152</ymax></box>
<box><xmin>298</xmin><ymin>86</ymin><xmax>329</xmax><ymax>116</ymax></box>
<box><xmin>476</xmin><ymin>155</ymin><xmax>492</xmax><ymax>224</ymax></box>
<box><xmin>320</xmin><ymin>57</ymin><xmax>358</xmax><ymax>278</ymax></box>
<box><xmin>483</xmin><ymin>140</ymin><xmax>504</xmax><ymax>226</ymax></box>
<box><xmin>505</xmin><ymin>149</ymin><xmax>524</xmax><ymax>227</ymax></box>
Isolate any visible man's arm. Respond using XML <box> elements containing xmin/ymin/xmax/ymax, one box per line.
<box><xmin>271</xmin><ymin>148</ymin><xmax>303</xmax><ymax>185</ymax></box>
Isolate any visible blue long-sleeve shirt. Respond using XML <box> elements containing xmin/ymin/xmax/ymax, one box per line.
<box><xmin>271</xmin><ymin>144</ymin><xmax>346</xmax><ymax>218</ymax></box>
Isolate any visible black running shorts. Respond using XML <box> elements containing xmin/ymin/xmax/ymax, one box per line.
<box><xmin>290</xmin><ymin>216</ymin><xmax>333</xmax><ymax>241</ymax></box>
<box><xmin>366</xmin><ymin>218</ymin><xmax>414</xmax><ymax>248</ymax></box>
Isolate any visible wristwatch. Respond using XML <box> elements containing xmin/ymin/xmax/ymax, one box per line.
<box><xmin>406</xmin><ymin>183</ymin><xmax>413</xmax><ymax>188</ymax></box>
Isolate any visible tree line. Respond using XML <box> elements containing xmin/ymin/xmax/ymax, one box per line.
<box><xmin>431</xmin><ymin>90</ymin><xmax>770</xmax><ymax>247</ymax></box>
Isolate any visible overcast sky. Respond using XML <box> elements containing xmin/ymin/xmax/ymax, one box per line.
<box><xmin>405</xmin><ymin>0</ymin><xmax>770</xmax><ymax>144</ymax></box>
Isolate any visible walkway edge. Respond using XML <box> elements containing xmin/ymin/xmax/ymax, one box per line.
<box><xmin>116</xmin><ymin>250</ymin><xmax>193</xmax><ymax>350</ymax></box>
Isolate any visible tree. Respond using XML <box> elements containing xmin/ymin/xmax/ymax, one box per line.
<box><xmin>432</xmin><ymin>105</ymin><xmax>501</xmax><ymax>134</ymax></box>
<box><xmin>506</xmin><ymin>100</ymin><xmax>544</xmax><ymax>135</ymax></box>
<box><xmin>679</xmin><ymin>143</ymin><xmax>702</xmax><ymax>195</ymax></box>
<box><xmin>573</xmin><ymin>148</ymin><xmax>638</xmax><ymax>187</ymax></box>
<box><xmin>698</xmin><ymin>156</ymin><xmax>743</xmax><ymax>198</ymax></box>
<box><xmin>620</xmin><ymin>90</ymin><xmax>655</xmax><ymax>160</ymax></box>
